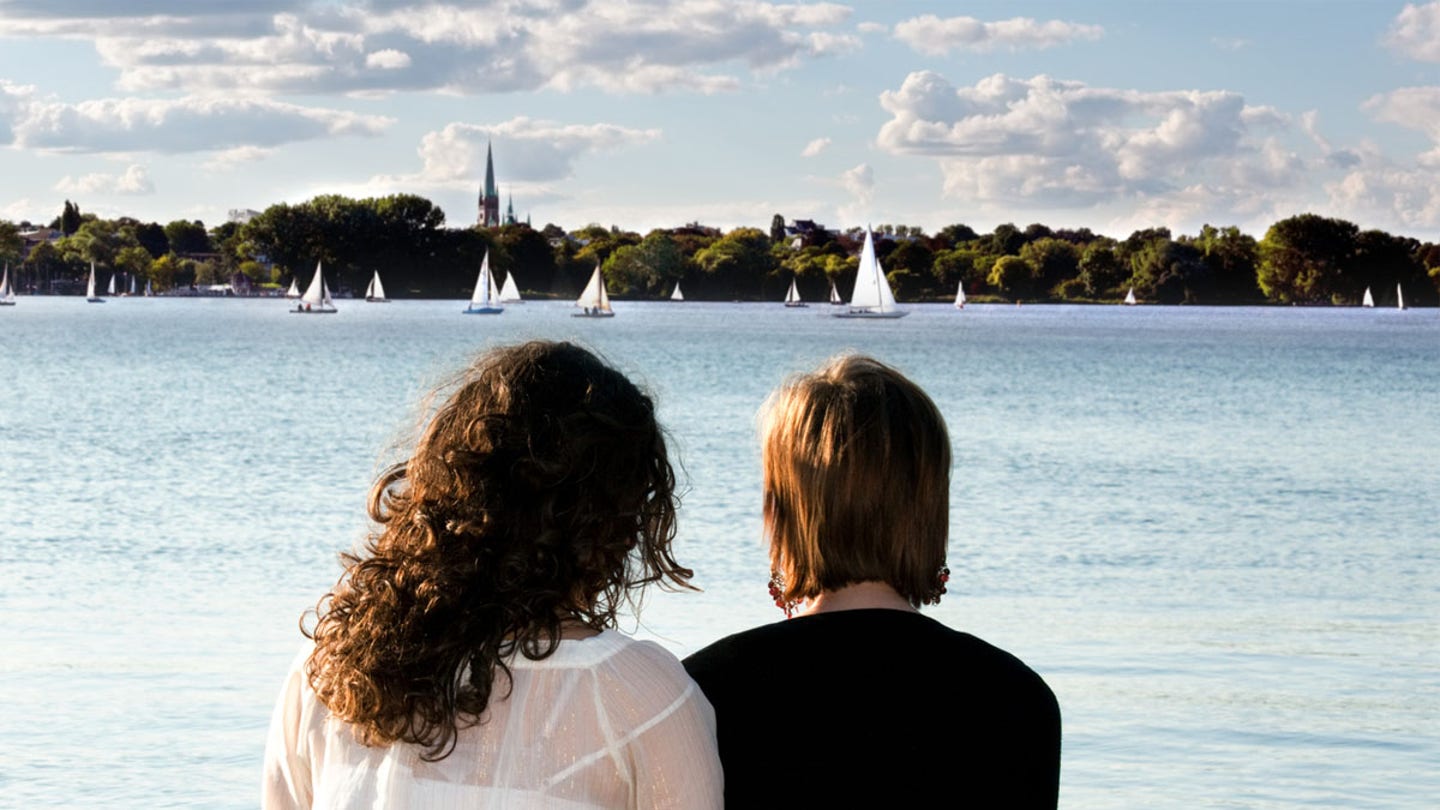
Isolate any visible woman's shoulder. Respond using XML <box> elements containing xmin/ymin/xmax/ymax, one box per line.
<box><xmin>685</xmin><ymin>610</ymin><xmax>1053</xmax><ymax>695</ymax></box>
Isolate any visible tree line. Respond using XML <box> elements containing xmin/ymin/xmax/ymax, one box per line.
<box><xmin>2</xmin><ymin>196</ymin><xmax>1436</xmax><ymax>306</ymax></box>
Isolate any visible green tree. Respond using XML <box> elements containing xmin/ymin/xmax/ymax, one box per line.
<box><xmin>1077</xmin><ymin>243</ymin><xmax>1125</xmax><ymax>298</ymax></box>
<box><xmin>693</xmin><ymin>227</ymin><xmax>776</xmax><ymax>298</ymax></box>
<box><xmin>1019</xmin><ymin>238</ymin><xmax>1080</xmax><ymax>297</ymax></box>
<box><xmin>149</xmin><ymin>253</ymin><xmax>179</xmax><ymax>291</ymax></box>
<box><xmin>0</xmin><ymin>219</ymin><xmax>20</xmax><ymax>266</ymax></box>
<box><xmin>1186</xmin><ymin>225</ymin><xmax>1260</xmax><ymax>302</ymax></box>
<box><xmin>60</xmin><ymin>200</ymin><xmax>82</xmax><ymax>236</ymax></box>
<box><xmin>494</xmin><ymin>224</ymin><xmax>556</xmax><ymax>297</ymax></box>
<box><xmin>133</xmin><ymin>222</ymin><xmax>169</xmax><ymax>258</ymax></box>
<box><xmin>769</xmin><ymin>213</ymin><xmax>786</xmax><ymax>243</ymax></box>
<box><xmin>987</xmin><ymin>255</ymin><xmax>1032</xmax><ymax>300</ymax></box>
<box><xmin>1257</xmin><ymin>214</ymin><xmax>1359</xmax><ymax>303</ymax></box>
<box><xmin>165</xmin><ymin>220</ymin><xmax>211</xmax><ymax>254</ymax></box>
<box><xmin>606</xmin><ymin>230</ymin><xmax>685</xmax><ymax>296</ymax></box>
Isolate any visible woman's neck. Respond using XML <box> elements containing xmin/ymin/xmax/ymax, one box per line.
<box><xmin>798</xmin><ymin>580</ymin><xmax>916</xmax><ymax>617</ymax></box>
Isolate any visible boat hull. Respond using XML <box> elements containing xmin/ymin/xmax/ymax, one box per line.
<box><xmin>291</xmin><ymin>309</ymin><xmax>337</xmax><ymax>314</ymax></box>
<box><xmin>833</xmin><ymin>309</ymin><xmax>907</xmax><ymax>319</ymax></box>
<box><xmin>0</xmin><ymin>302</ymin><xmax>15</xmax><ymax>306</ymax></box>
<box><xmin>86</xmin><ymin>298</ymin><xmax>105</xmax><ymax>303</ymax></box>
<box><xmin>365</xmin><ymin>298</ymin><xmax>390</xmax><ymax>303</ymax></box>
<box><xmin>464</xmin><ymin>306</ymin><xmax>504</xmax><ymax>315</ymax></box>
<box><xmin>572</xmin><ymin>310</ymin><xmax>615</xmax><ymax>318</ymax></box>
<box><xmin>784</xmin><ymin>302</ymin><xmax>808</xmax><ymax>308</ymax></box>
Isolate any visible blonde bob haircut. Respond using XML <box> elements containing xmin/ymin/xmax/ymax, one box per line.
<box><xmin>762</xmin><ymin>354</ymin><xmax>951</xmax><ymax>609</ymax></box>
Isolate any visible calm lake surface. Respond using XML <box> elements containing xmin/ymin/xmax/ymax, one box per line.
<box><xmin>1</xmin><ymin>297</ymin><xmax>1436</xmax><ymax>808</ymax></box>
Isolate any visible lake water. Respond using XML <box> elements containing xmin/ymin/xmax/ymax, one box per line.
<box><xmin>1</xmin><ymin>297</ymin><xmax>1436</xmax><ymax>808</ymax></box>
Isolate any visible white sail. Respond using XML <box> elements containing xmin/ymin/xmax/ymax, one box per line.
<box><xmin>670</xmin><ymin>282</ymin><xmax>684</xmax><ymax>301</ymax></box>
<box><xmin>0</xmin><ymin>264</ymin><xmax>15</xmax><ymax>305</ymax></box>
<box><xmin>366</xmin><ymin>271</ymin><xmax>387</xmax><ymax>302</ymax></box>
<box><xmin>86</xmin><ymin>262</ymin><xmax>102</xmax><ymax>302</ymax></box>
<box><xmin>128</xmin><ymin>275</ymin><xmax>137</xmax><ymax>295</ymax></box>
<box><xmin>298</xmin><ymin>261</ymin><xmax>336</xmax><ymax>312</ymax></box>
<box><xmin>465</xmin><ymin>250</ymin><xmax>503</xmax><ymax>313</ymax></box>
<box><xmin>784</xmin><ymin>278</ymin><xmax>807</xmax><ymax>307</ymax></box>
<box><xmin>499</xmin><ymin>270</ymin><xmax>523</xmax><ymax>303</ymax></box>
<box><xmin>286</xmin><ymin>278</ymin><xmax>300</xmax><ymax>298</ymax></box>
<box><xmin>107</xmin><ymin>272</ymin><xmax>116</xmax><ymax>296</ymax></box>
<box><xmin>954</xmin><ymin>282</ymin><xmax>966</xmax><ymax>309</ymax></box>
<box><xmin>829</xmin><ymin>280</ymin><xmax>842</xmax><ymax>305</ymax></box>
<box><xmin>144</xmin><ymin>279</ymin><xmax>154</xmax><ymax>297</ymax></box>
<box><xmin>1124</xmin><ymin>287</ymin><xmax>1137</xmax><ymax>306</ymax></box>
<box><xmin>1362</xmin><ymin>286</ymin><xmax>1374</xmax><ymax>307</ymax></box>
<box><xmin>1397</xmin><ymin>283</ymin><xmax>1405</xmax><ymax>310</ymax></box>
<box><xmin>836</xmin><ymin>229</ymin><xmax>905</xmax><ymax>318</ymax></box>
<box><xmin>574</xmin><ymin>263</ymin><xmax>614</xmax><ymax>316</ymax></box>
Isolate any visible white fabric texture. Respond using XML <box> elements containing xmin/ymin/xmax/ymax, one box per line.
<box><xmin>263</xmin><ymin>630</ymin><xmax>722</xmax><ymax>809</ymax></box>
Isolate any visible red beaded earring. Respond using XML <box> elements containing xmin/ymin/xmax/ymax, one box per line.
<box><xmin>922</xmin><ymin>564</ymin><xmax>951</xmax><ymax>606</ymax></box>
<box><xmin>768</xmin><ymin>570</ymin><xmax>797</xmax><ymax>618</ymax></box>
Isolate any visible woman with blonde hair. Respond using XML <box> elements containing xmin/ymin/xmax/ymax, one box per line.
<box><xmin>684</xmin><ymin>354</ymin><xmax>1060</xmax><ymax>808</ymax></box>
<box><xmin>264</xmin><ymin>341</ymin><xmax>722</xmax><ymax>809</ymax></box>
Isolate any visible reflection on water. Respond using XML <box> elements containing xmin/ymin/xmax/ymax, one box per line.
<box><xmin>0</xmin><ymin>298</ymin><xmax>1436</xmax><ymax>807</ymax></box>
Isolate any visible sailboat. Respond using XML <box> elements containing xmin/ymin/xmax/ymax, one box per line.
<box><xmin>784</xmin><ymin>278</ymin><xmax>807</xmax><ymax>308</ymax></box>
<box><xmin>127</xmin><ymin>275</ymin><xmax>137</xmax><ymax>296</ymax></box>
<box><xmin>293</xmin><ymin>261</ymin><xmax>337</xmax><ymax>313</ymax></box>
<box><xmin>1397</xmin><ymin>283</ymin><xmax>1406</xmax><ymax>310</ymax></box>
<box><xmin>144</xmin><ymin>279</ymin><xmax>154</xmax><ymax>297</ymax></box>
<box><xmin>954</xmin><ymin>282</ymin><xmax>966</xmax><ymax>310</ymax></box>
<box><xmin>834</xmin><ymin>230</ymin><xmax>906</xmax><ymax>319</ymax></box>
<box><xmin>1124</xmin><ymin>287</ymin><xmax>1137</xmax><ymax>306</ymax></box>
<box><xmin>670</xmin><ymin>281</ymin><xmax>684</xmax><ymax>302</ymax></box>
<box><xmin>106</xmin><ymin>272</ymin><xmax>117</xmax><ymax>297</ymax></box>
<box><xmin>285</xmin><ymin>278</ymin><xmax>301</xmax><ymax>298</ymax></box>
<box><xmin>86</xmin><ymin>262</ymin><xmax>104</xmax><ymax>303</ymax></box>
<box><xmin>365</xmin><ymin>271</ymin><xmax>389</xmax><ymax>303</ymax></box>
<box><xmin>464</xmin><ymin>250</ymin><xmax>503</xmax><ymax>314</ymax></box>
<box><xmin>573</xmin><ymin>263</ymin><xmax>614</xmax><ymax>318</ymax></box>
<box><xmin>828</xmin><ymin>280</ymin><xmax>843</xmax><ymax>305</ymax></box>
<box><xmin>0</xmin><ymin>264</ymin><xmax>15</xmax><ymax>305</ymax></box>
<box><xmin>499</xmin><ymin>269</ymin><xmax>524</xmax><ymax>304</ymax></box>
<box><xmin>1362</xmin><ymin>286</ymin><xmax>1374</xmax><ymax>308</ymax></box>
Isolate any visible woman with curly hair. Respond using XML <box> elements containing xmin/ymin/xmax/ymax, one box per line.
<box><xmin>683</xmin><ymin>354</ymin><xmax>1060</xmax><ymax>808</ymax></box>
<box><xmin>263</xmin><ymin>341</ymin><xmax>721</xmax><ymax>809</ymax></box>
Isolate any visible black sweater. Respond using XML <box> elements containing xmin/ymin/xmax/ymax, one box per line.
<box><xmin>683</xmin><ymin>609</ymin><xmax>1061</xmax><ymax>808</ymax></box>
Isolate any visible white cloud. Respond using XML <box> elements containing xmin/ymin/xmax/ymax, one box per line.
<box><xmin>877</xmin><ymin>70</ymin><xmax>1296</xmax><ymax>210</ymax></box>
<box><xmin>368</xmin><ymin>116</ymin><xmax>661</xmax><ymax>192</ymax></box>
<box><xmin>13</xmin><ymin>96</ymin><xmax>393</xmax><ymax>154</ymax></box>
<box><xmin>840</xmin><ymin>162</ymin><xmax>873</xmax><ymax>200</ymax></box>
<box><xmin>801</xmin><ymin>137</ymin><xmax>830</xmax><ymax>157</ymax></box>
<box><xmin>365</xmin><ymin>48</ymin><xmax>412</xmax><ymax>69</ymax></box>
<box><xmin>856</xmin><ymin>21</ymin><xmax>887</xmax><ymax>34</ymax></box>
<box><xmin>54</xmin><ymin>164</ymin><xmax>155</xmax><ymax>195</ymax></box>
<box><xmin>893</xmin><ymin>15</ymin><xmax>1102</xmax><ymax>56</ymax></box>
<box><xmin>9</xmin><ymin>1</ymin><xmax>858</xmax><ymax>97</ymax></box>
<box><xmin>0</xmin><ymin>80</ymin><xmax>35</xmax><ymax>143</ymax></box>
<box><xmin>1364</xmin><ymin>86</ymin><xmax>1440</xmax><ymax>141</ymax></box>
<box><xmin>1385</xmin><ymin>2</ymin><xmax>1440</xmax><ymax>62</ymax></box>
<box><xmin>201</xmin><ymin>145</ymin><xmax>276</xmax><ymax>171</ymax></box>
<box><xmin>1211</xmin><ymin>37</ymin><xmax>1251</xmax><ymax>51</ymax></box>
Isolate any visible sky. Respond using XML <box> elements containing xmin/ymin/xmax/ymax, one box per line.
<box><xmin>3</xmin><ymin>1</ymin><xmax>1440</xmax><ymax>240</ymax></box>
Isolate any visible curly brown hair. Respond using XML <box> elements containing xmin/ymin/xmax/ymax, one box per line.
<box><xmin>304</xmin><ymin>340</ymin><xmax>692</xmax><ymax>761</ymax></box>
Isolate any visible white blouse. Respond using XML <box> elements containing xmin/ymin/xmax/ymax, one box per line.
<box><xmin>263</xmin><ymin>630</ymin><xmax>722</xmax><ymax>809</ymax></box>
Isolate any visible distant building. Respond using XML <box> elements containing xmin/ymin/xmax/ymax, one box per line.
<box><xmin>18</xmin><ymin>227</ymin><xmax>61</xmax><ymax>259</ymax></box>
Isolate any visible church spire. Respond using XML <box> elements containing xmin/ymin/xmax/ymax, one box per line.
<box><xmin>484</xmin><ymin>141</ymin><xmax>497</xmax><ymax>199</ymax></box>
<box><xmin>478</xmin><ymin>140</ymin><xmax>500</xmax><ymax>227</ymax></box>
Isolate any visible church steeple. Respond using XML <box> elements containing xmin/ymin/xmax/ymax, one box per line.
<box><xmin>478</xmin><ymin>140</ymin><xmax>500</xmax><ymax>227</ymax></box>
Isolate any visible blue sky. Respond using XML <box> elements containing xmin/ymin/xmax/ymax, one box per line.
<box><xmin>2</xmin><ymin>1</ymin><xmax>1440</xmax><ymax>240</ymax></box>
